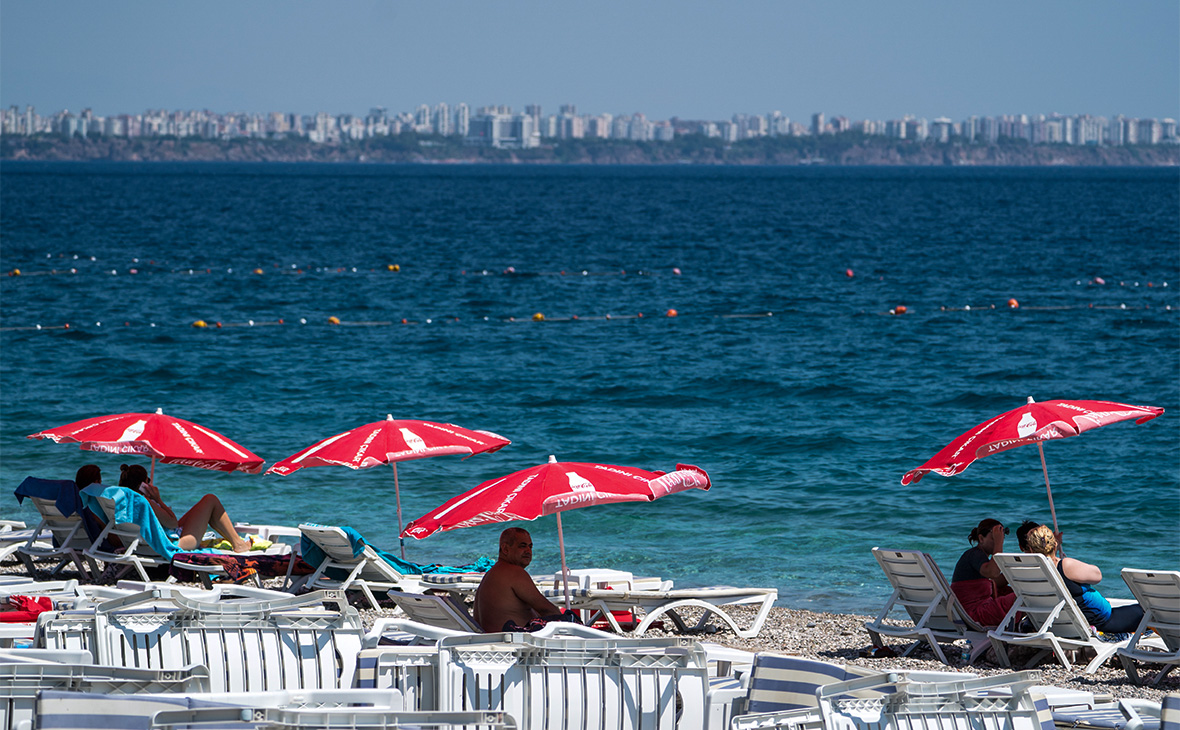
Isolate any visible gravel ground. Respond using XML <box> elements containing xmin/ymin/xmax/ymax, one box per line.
<box><xmin>7</xmin><ymin>559</ymin><xmax>1175</xmax><ymax>703</ymax></box>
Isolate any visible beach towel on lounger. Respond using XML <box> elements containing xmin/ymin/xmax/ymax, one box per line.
<box><xmin>15</xmin><ymin>476</ymin><xmax>107</xmax><ymax>545</ymax></box>
<box><xmin>299</xmin><ymin>524</ymin><xmax>494</xmax><ymax>579</ymax></box>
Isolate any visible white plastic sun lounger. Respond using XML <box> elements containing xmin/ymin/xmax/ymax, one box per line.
<box><xmin>298</xmin><ymin>523</ymin><xmax>427</xmax><ymax>608</ymax></box>
<box><xmin>0</xmin><ymin>660</ymin><xmax>209</xmax><ymax>730</ymax></box>
<box><xmin>35</xmin><ymin>688</ymin><xmax>516</xmax><ymax>730</ymax></box>
<box><xmin>84</xmin><ymin>487</ymin><xmax>293</xmax><ymax>584</ymax></box>
<box><xmin>432</xmin><ymin>629</ymin><xmax>714</xmax><ymax>730</ymax></box>
<box><xmin>539</xmin><ymin>583</ymin><xmax>778</xmax><ymax>638</ymax></box>
<box><xmin>864</xmin><ymin>547</ymin><xmax>991</xmax><ymax>664</ymax></box>
<box><xmin>16</xmin><ymin>494</ymin><xmax>100</xmax><ymax>580</ymax></box>
<box><xmin>35</xmin><ymin>589</ymin><xmax>368</xmax><ymax>693</ymax></box>
<box><xmin>733</xmin><ymin>668</ymin><xmax>1052</xmax><ymax>730</ymax></box>
<box><xmin>989</xmin><ymin>553</ymin><xmax>1130</xmax><ymax>674</ymax></box>
<box><xmin>1118</xmin><ymin>568</ymin><xmax>1180</xmax><ymax>686</ymax></box>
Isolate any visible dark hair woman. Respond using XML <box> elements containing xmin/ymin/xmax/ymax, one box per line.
<box><xmin>950</xmin><ymin>517</ymin><xmax>1017</xmax><ymax>628</ymax></box>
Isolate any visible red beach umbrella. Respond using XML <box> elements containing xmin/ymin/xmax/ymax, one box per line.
<box><xmin>901</xmin><ymin>397</ymin><xmax>1163</xmax><ymax>533</ymax></box>
<box><xmin>266</xmin><ymin>415</ymin><xmax>511</xmax><ymax>558</ymax></box>
<box><xmin>28</xmin><ymin>408</ymin><xmax>265</xmax><ymax>477</ymax></box>
<box><xmin>402</xmin><ymin>456</ymin><xmax>711</xmax><ymax>608</ymax></box>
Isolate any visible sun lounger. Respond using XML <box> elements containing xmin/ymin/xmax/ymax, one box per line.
<box><xmin>0</xmin><ymin>659</ymin><xmax>209</xmax><ymax>730</ymax></box>
<box><xmin>864</xmin><ymin>547</ymin><xmax>991</xmax><ymax>664</ymax></box>
<box><xmin>538</xmin><ymin>583</ymin><xmax>778</xmax><ymax>638</ymax></box>
<box><xmin>80</xmin><ymin>485</ymin><xmax>292</xmax><ymax>583</ymax></box>
<box><xmin>0</xmin><ymin>519</ymin><xmax>53</xmax><ymax>564</ymax></box>
<box><xmin>298</xmin><ymin>523</ymin><xmax>494</xmax><ymax>609</ymax></box>
<box><xmin>298</xmin><ymin>523</ymin><xmax>426</xmax><ymax>607</ymax></box>
<box><xmin>14</xmin><ymin>478</ymin><xmax>102</xmax><ymax>580</ymax></box>
<box><xmin>35</xmin><ymin>588</ymin><xmax>368</xmax><ymax>693</ymax></box>
<box><xmin>386</xmin><ymin>589</ymin><xmax>483</xmax><ymax>632</ymax></box>
<box><xmin>35</xmin><ymin>688</ymin><xmax>513</xmax><ymax>730</ymax></box>
<box><xmin>431</xmin><ymin>629</ymin><xmax>713</xmax><ymax>730</ymax></box>
<box><xmin>1117</xmin><ymin>568</ymin><xmax>1180</xmax><ymax>686</ymax></box>
<box><xmin>988</xmin><ymin>552</ymin><xmax>1130</xmax><ymax>674</ymax></box>
<box><xmin>733</xmin><ymin>668</ymin><xmax>1051</xmax><ymax>730</ymax></box>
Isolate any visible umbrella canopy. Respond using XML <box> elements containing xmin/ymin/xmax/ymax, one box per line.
<box><xmin>266</xmin><ymin>415</ymin><xmax>511</xmax><ymax>557</ymax></box>
<box><xmin>402</xmin><ymin>455</ymin><xmax>711</xmax><ymax>608</ymax></box>
<box><xmin>28</xmin><ymin>408</ymin><xmax>264</xmax><ymax>475</ymax></box>
<box><xmin>901</xmin><ymin>397</ymin><xmax>1163</xmax><ymax>532</ymax></box>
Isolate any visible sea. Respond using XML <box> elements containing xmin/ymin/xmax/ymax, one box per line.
<box><xmin>1</xmin><ymin>162</ymin><xmax>1177</xmax><ymax>616</ymax></box>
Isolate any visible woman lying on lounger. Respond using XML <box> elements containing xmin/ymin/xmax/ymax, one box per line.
<box><xmin>950</xmin><ymin>517</ymin><xmax>1017</xmax><ymax>628</ymax></box>
<box><xmin>118</xmin><ymin>463</ymin><xmax>252</xmax><ymax>553</ymax></box>
<box><xmin>1023</xmin><ymin>524</ymin><xmax>1145</xmax><ymax>635</ymax></box>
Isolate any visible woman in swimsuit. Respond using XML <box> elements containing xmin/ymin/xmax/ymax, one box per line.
<box><xmin>117</xmin><ymin>463</ymin><xmax>251</xmax><ymax>553</ymax></box>
<box><xmin>950</xmin><ymin>517</ymin><xmax>1017</xmax><ymax>627</ymax></box>
<box><xmin>1023</xmin><ymin>524</ymin><xmax>1144</xmax><ymax>634</ymax></box>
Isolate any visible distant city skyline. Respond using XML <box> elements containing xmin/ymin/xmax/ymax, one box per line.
<box><xmin>1</xmin><ymin>1</ymin><xmax>1177</xmax><ymax>122</ymax></box>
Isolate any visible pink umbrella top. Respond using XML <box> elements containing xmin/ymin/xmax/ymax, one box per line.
<box><xmin>901</xmin><ymin>398</ymin><xmax>1163</xmax><ymax>486</ymax></box>
<box><xmin>402</xmin><ymin>457</ymin><xmax>711</xmax><ymax>539</ymax></box>
<box><xmin>27</xmin><ymin>408</ymin><xmax>264</xmax><ymax>474</ymax></box>
<box><xmin>265</xmin><ymin>415</ymin><xmax>510</xmax><ymax>475</ymax></box>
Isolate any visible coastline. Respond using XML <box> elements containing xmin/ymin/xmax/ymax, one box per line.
<box><xmin>4</xmin><ymin>135</ymin><xmax>1178</xmax><ymax>166</ymax></box>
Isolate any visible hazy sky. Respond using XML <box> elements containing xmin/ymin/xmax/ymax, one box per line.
<box><xmin>2</xmin><ymin>1</ymin><xmax>1177</xmax><ymax>122</ymax></box>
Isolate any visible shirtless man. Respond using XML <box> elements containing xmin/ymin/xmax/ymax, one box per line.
<box><xmin>473</xmin><ymin>527</ymin><xmax>563</xmax><ymax>632</ymax></box>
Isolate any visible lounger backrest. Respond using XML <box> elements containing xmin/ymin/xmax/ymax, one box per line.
<box><xmin>437</xmin><ymin>632</ymin><xmax>710</xmax><ymax>730</ymax></box>
<box><xmin>2</xmin><ymin>663</ymin><xmax>209</xmax><ymax>730</ymax></box>
<box><xmin>43</xmin><ymin>590</ymin><xmax>365</xmax><ymax>694</ymax></box>
<box><xmin>871</xmin><ymin>549</ymin><xmax>964</xmax><ymax>636</ymax></box>
<box><xmin>1121</xmin><ymin>568</ymin><xmax>1180</xmax><ymax>652</ymax></box>
<box><xmin>299</xmin><ymin>524</ymin><xmax>406</xmax><ymax>582</ymax></box>
<box><xmin>817</xmin><ymin>670</ymin><xmax>1053</xmax><ymax>730</ymax></box>
<box><xmin>90</xmin><ymin>493</ymin><xmax>168</xmax><ymax>559</ymax></box>
<box><xmin>385</xmin><ymin>591</ymin><xmax>481</xmax><ymax>633</ymax></box>
<box><xmin>994</xmin><ymin>553</ymin><xmax>1092</xmax><ymax>640</ymax></box>
<box><xmin>746</xmin><ymin>654</ymin><xmax>884</xmax><ymax>714</ymax></box>
<box><xmin>26</xmin><ymin>496</ymin><xmax>90</xmax><ymax>552</ymax></box>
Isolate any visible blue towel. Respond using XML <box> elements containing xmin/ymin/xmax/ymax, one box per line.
<box><xmin>15</xmin><ymin>476</ymin><xmax>109</xmax><ymax>546</ymax></box>
<box><xmin>80</xmin><ymin>484</ymin><xmax>185</xmax><ymax>560</ymax></box>
<box><xmin>300</xmin><ymin>523</ymin><xmax>493</xmax><ymax>579</ymax></box>
<box><xmin>14</xmin><ymin>477</ymin><xmax>82</xmax><ymax>517</ymax></box>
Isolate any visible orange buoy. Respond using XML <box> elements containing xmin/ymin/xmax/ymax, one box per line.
<box><xmin>666</xmin><ymin>309</ymin><xmax>678</xmax><ymax>317</ymax></box>
<box><xmin>328</xmin><ymin>316</ymin><xmax>341</xmax><ymax>325</ymax></box>
<box><xmin>9</xmin><ymin>269</ymin><xmax>20</xmax><ymax>276</ymax></box>
<box><xmin>401</xmin><ymin>318</ymin><xmax>408</xmax><ymax>324</ymax></box>
<box><xmin>845</xmin><ymin>268</ymin><xmax>854</xmax><ymax>278</ymax></box>
<box><xmin>253</xmin><ymin>268</ymin><xmax>263</xmax><ymax>275</ymax></box>
<box><xmin>894</xmin><ymin>305</ymin><xmax>908</xmax><ymax>315</ymax></box>
<box><xmin>192</xmin><ymin>320</ymin><xmax>208</xmax><ymax>328</ymax></box>
<box><xmin>532</xmin><ymin>312</ymin><xmax>545</xmax><ymax>322</ymax></box>
<box><xmin>1007</xmin><ymin>298</ymin><xmax>1019</xmax><ymax>308</ymax></box>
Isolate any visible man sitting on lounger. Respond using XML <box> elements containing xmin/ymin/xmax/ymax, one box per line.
<box><xmin>474</xmin><ymin>527</ymin><xmax>570</xmax><ymax>632</ymax></box>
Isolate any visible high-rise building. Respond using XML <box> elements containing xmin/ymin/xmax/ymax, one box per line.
<box><xmin>433</xmin><ymin>103</ymin><xmax>450</xmax><ymax>136</ymax></box>
<box><xmin>811</xmin><ymin>112</ymin><xmax>825</xmax><ymax>136</ymax></box>
<box><xmin>454</xmin><ymin>103</ymin><xmax>469</xmax><ymax>137</ymax></box>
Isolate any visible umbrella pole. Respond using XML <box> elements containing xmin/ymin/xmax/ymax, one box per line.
<box><xmin>150</xmin><ymin>457</ymin><xmax>156</xmax><ymax>485</ymax></box>
<box><xmin>555</xmin><ymin>512</ymin><xmax>571</xmax><ymax>612</ymax></box>
<box><xmin>1037</xmin><ymin>441</ymin><xmax>1064</xmax><ymax>556</ymax></box>
<box><xmin>393</xmin><ymin>463</ymin><xmax>405</xmax><ymax>560</ymax></box>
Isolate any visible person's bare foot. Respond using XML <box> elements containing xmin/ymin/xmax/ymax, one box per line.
<box><xmin>231</xmin><ymin>537</ymin><xmax>251</xmax><ymax>553</ymax></box>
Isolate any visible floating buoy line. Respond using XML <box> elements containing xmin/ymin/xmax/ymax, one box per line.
<box><xmin>1</xmin><ymin>301</ymin><xmax>1173</xmax><ymax>333</ymax></box>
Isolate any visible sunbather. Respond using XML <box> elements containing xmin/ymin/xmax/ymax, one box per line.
<box><xmin>1024</xmin><ymin>524</ymin><xmax>1145</xmax><ymax>634</ymax></box>
<box><xmin>950</xmin><ymin>517</ymin><xmax>1016</xmax><ymax>627</ymax></box>
<box><xmin>117</xmin><ymin>463</ymin><xmax>251</xmax><ymax>553</ymax></box>
<box><xmin>473</xmin><ymin>527</ymin><xmax>575</xmax><ymax>632</ymax></box>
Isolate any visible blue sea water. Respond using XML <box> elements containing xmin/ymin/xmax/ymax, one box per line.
<box><xmin>1</xmin><ymin>163</ymin><xmax>1177</xmax><ymax>615</ymax></box>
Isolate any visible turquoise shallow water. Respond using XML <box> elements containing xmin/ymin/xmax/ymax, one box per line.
<box><xmin>1</xmin><ymin>163</ymin><xmax>1177</xmax><ymax>614</ymax></box>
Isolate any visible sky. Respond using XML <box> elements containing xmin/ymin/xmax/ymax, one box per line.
<box><xmin>2</xmin><ymin>1</ymin><xmax>1177</xmax><ymax>123</ymax></box>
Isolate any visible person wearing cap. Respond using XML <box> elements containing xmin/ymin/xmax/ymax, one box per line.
<box><xmin>950</xmin><ymin>518</ymin><xmax>1017</xmax><ymax>627</ymax></box>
